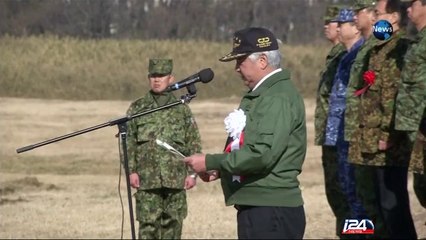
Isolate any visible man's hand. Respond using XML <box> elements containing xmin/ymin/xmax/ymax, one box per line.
<box><xmin>129</xmin><ymin>173</ymin><xmax>140</xmax><ymax>188</ymax></box>
<box><xmin>198</xmin><ymin>171</ymin><xmax>220</xmax><ymax>182</ymax></box>
<box><xmin>378</xmin><ymin>140</ymin><xmax>392</xmax><ymax>151</ymax></box>
<box><xmin>184</xmin><ymin>154</ymin><xmax>207</xmax><ymax>173</ymax></box>
<box><xmin>184</xmin><ymin>175</ymin><xmax>197</xmax><ymax>190</ymax></box>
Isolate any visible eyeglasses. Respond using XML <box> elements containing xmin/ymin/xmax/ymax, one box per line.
<box><xmin>235</xmin><ymin>55</ymin><xmax>249</xmax><ymax>65</ymax></box>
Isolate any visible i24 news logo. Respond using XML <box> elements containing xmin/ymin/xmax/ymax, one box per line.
<box><xmin>342</xmin><ymin>219</ymin><xmax>374</xmax><ymax>234</ymax></box>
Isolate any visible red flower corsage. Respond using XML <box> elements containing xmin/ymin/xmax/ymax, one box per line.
<box><xmin>223</xmin><ymin>109</ymin><xmax>246</xmax><ymax>183</ymax></box>
<box><xmin>224</xmin><ymin>131</ymin><xmax>244</xmax><ymax>153</ymax></box>
<box><xmin>354</xmin><ymin>70</ymin><xmax>375</xmax><ymax>96</ymax></box>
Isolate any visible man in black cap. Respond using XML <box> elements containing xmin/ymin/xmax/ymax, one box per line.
<box><xmin>184</xmin><ymin>27</ymin><xmax>307</xmax><ymax>239</ymax></box>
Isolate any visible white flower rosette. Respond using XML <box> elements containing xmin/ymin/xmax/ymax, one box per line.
<box><xmin>224</xmin><ymin>109</ymin><xmax>246</xmax><ymax>142</ymax></box>
<box><xmin>224</xmin><ymin>109</ymin><xmax>246</xmax><ymax>182</ymax></box>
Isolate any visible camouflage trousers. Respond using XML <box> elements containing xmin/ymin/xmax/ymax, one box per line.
<box><xmin>412</xmin><ymin>121</ymin><xmax>425</xmax><ymax>208</ymax></box>
<box><xmin>321</xmin><ymin>146</ymin><xmax>351</xmax><ymax>238</ymax></box>
<box><xmin>409</xmin><ymin>127</ymin><xmax>425</xmax><ymax>173</ymax></box>
<box><xmin>135</xmin><ymin>188</ymin><xmax>187</xmax><ymax>239</ymax></box>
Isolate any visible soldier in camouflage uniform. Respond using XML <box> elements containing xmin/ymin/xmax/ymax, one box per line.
<box><xmin>314</xmin><ymin>5</ymin><xmax>350</xmax><ymax>237</ymax></box>
<box><xmin>324</xmin><ymin>8</ymin><xmax>365</xmax><ymax>238</ymax></box>
<box><xmin>395</xmin><ymin>0</ymin><xmax>426</xmax><ymax>209</ymax></box>
<box><xmin>348</xmin><ymin>0</ymin><xmax>417</xmax><ymax>238</ymax></box>
<box><xmin>345</xmin><ymin>0</ymin><xmax>378</xmax><ymax>141</ymax></box>
<box><xmin>343</xmin><ymin>1</ymin><xmax>390</xmax><ymax>238</ymax></box>
<box><xmin>126</xmin><ymin>59</ymin><xmax>202</xmax><ymax>239</ymax></box>
<box><xmin>323</xmin><ymin>9</ymin><xmax>368</xmax><ymax>237</ymax></box>
<box><xmin>345</xmin><ymin>0</ymin><xmax>378</xmax><ymax>142</ymax></box>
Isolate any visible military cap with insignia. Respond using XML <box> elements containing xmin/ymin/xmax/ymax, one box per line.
<box><xmin>219</xmin><ymin>27</ymin><xmax>279</xmax><ymax>62</ymax></box>
<box><xmin>148</xmin><ymin>59</ymin><xmax>173</xmax><ymax>75</ymax></box>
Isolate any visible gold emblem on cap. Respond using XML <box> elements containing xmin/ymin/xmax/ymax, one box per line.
<box><xmin>233</xmin><ymin>37</ymin><xmax>241</xmax><ymax>48</ymax></box>
<box><xmin>257</xmin><ymin>37</ymin><xmax>271</xmax><ymax>48</ymax></box>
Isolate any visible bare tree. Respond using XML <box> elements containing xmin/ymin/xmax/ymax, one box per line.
<box><xmin>0</xmin><ymin>0</ymin><xmax>342</xmax><ymax>44</ymax></box>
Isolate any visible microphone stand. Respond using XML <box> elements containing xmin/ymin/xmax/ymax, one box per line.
<box><xmin>16</xmin><ymin>86</ymin><xmax>197</xmax><ymax>240</ymax></box>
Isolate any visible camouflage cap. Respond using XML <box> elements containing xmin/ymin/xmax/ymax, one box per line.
<box><xmin>352</xmin><ymin>0</ymin><xmax>377</xmax><ymax>11</ymax></box>
<box><xmin>148</xmin><ymin>59</ymin><xmax>173</xmax><ymax>75</ymax></box>
<box><xmin>324</xmin><ymin>5</ymin><xmax>340</xmax><ymax>22</ymax></box>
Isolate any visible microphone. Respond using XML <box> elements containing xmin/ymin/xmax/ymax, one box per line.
<box><xmin>166</xmin><ymin>68</ymin><xmax>214</xmax><ymax>92</ymax></box>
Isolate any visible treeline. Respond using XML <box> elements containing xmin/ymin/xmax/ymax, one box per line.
<box><xmin>0</xmin><ymin>0</ymin><xmax>355</xmax><ymax>44</ymax></box>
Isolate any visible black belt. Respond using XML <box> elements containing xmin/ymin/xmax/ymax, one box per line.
<box><xmin>234</xmin><ymin>205</ymin><xmax>255</xmax><ymax>211</ymax></box>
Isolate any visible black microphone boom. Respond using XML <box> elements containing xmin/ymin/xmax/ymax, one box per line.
<box><xmin>166</xmin><ymin>68</ymin><xmax>214</xmax><ymax>92</ymax></box>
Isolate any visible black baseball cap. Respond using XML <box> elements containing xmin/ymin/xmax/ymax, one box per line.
<box><xmin>219</xmin><ymin>27</ymin><xmax>279</xmax><ymax>62</ymax></box>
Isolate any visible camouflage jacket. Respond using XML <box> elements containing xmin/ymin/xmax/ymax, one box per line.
<box><xmin>344</xmin><ymin>36</ymin><xmax>378</xmax><ymax>142</ymax></box>
<box><xmin>126</xmin><ymin>91</ymin><xmax>202</xmax><ymax>190</ymax></box>
<box><xmin>314</xmin><ymin>43</ymin><xmax>345</xmax><ymax>145</ymax></box>
<box><xmin>348</xmin><ymin>31</ymin><xmax>410</xmax><ymax>166</ymax></box>
<box><xmin>395</xmin><ymin>27</ymin><xmax>426</xmax><ymax>173</ymax></box>
<box><xmin>324</xmin><ymin>38</ymin><xmax>364</xmax><ymax>146</ymax></box>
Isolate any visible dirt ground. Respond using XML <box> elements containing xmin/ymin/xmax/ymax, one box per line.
<box><xmin>0</xmin><ymin>97</ymin><xmax>424</xmax><ymax>239</ymax></box>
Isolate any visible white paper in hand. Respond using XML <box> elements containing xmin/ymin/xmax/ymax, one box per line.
<box><xmin>155</xmin><ymin>139</ymin><xmax>186</xmax><ymax>159</ymax></box>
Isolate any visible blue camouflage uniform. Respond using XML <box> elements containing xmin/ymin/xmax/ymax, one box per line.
<box><xmin>314</xmin><ymin>5</ymin><xmax>350</xmax><ymax>237</ymax></box>
<box><xmin>324</xmin><ymin>8</ymin><xmax>367</xmax><ymax>221</ymax></box>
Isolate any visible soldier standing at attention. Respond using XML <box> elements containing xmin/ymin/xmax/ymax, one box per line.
<box><xmin>323</xmin><ymin>8</ymin><xmax>366</xmax><ymax>229</ymax></box>
<box><xmin>126</xmin><ymin>59</ymin><xmax>202</xmax><ymax>239</ymax></box>
<box><xmin>314</xmin><ymin>5</ymin><xmax>350</xmax><ymax>238</ymax></box>
<box><xmin>348</xmin><ymin>0</ymin><xmax>417</xmax><ymax>238</ymax></box>
<box><xmin>395</xmin><ymin>0</ymin><xmax>426</xmax><ymax>211</ymax></box>
<box><xmin>344</xmin><ymin>0</ymin><xmax>389</xmax><ymax>238</ymax></box>
<box><xmin>345</xmin><ymin>1</ymin><xmax>378</xmax><ymax>141</ymax></box>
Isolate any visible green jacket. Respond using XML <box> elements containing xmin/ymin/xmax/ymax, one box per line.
<box><xmin>348</xmin><ymin>31</ymin><xmax>411</xmax><ymax>166</ymax></box>
<box><xmin>314</xmin><ymin>43</ymin><xmax>345</xmax><ymax>145</ymax></box>
<box><xmin>206</xmin><ymin>69</ymin><xmax>307</xmax><ymax>207</ymax></box>
<box><xmin>395</xmin><ymin>27</ymin><xmax>426</xmax><ymax>173</ymax></box>
<box><xmin>344</xmin><ymin>36</ymin><xmax>378</xmax><ymax>142</ymax></box>
<box><xmin>126</xmin><ymin>91</ymin><xmax>202</xmax><ymax>190</ymax></box>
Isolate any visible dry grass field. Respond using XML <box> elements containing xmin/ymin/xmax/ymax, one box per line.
<box><xmin>0</xmin><ymin>97</ymin><xmax>425</xmax><ymax>239</ymax></box>
<box><xmin>0</xmin><ymin>36</ymin><xmax>327</xmax><ymax>100</ymax></box>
